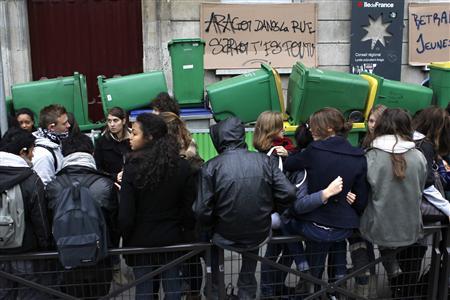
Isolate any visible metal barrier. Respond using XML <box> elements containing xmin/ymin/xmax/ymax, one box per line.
<box><xmin>0</xmin><ymin>225</ymin><xmax>447</xmax><ymax>299</ymax></box>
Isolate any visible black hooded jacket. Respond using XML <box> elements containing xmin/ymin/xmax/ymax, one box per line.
<box><xmin>0</xmin><ymin>152</ymin><xmax>51</xmax><ymax>254</ymax></box>
<box><xmin>193</xmin><ymin>117</ymin><xmax>296</xmax><ymax>248</ymax></box>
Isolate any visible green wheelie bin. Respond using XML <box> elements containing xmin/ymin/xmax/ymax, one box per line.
<box><xmin>11</xmin><ymin>72</ymin><xmax>102</xmax><ymax>131</ymax></box>
<box><xmin>168</xmin><ymin>38</ymin><xmax>205</xmax><ymax>107</ymax></box>
<box><xmin>362</xmin><ymin>72</ymin><xmax>433</xmax><ymax>116</ymax></box>
<box><xmin>429</xmin><ymin>62</ymin><xmax>450</xmax><ymax>109</ymax></box>
<box><xmin>287</xmin><ymin>62</ymin><xmax>369</xmax><ymax>125</ymax></box>
<box><xmin>97</xmin><ymin>71</ymin><xmax>167</xmax><ymax>118</ymax></box>
<box><xmin>206</xmin><ymin>64</ymin><xmax>284</xmax><ymax>124</ymax></box>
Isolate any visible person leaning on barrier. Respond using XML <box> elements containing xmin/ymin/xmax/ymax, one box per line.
<box><xmin>118</xmin><ymin>113</ymin><xmax>195</xmax><ymax>300</ymax></box>
<box><xmin>32</xmin><ymin>104</ymin><xmax>71</xmax><ymax>185</ymax></box>
<box><xmin>0</xmin><ymin>127</ymin><xmax>51</xmax><ymax>300</ymax></box>
<box><xmin>283</xmin><ymin>108</ymin><xmax>368</xmax><ymax>293</ymax></box>
<box><xmin>160</xmin><ymin>111</ymin><xmax>203</xmax><ymax>299</ymax></box>
<box><xmin>46</xmin><ymin>133</ymin><xmax>119</xmax><ymax>299</ymax></box>
<box><xmin>252</xmin><ymin>111</ymin><xmax>296</xmax><ymax>298</ymax></box>
<box><xmin>360</xmin><ymin>108</ymin><xmax>427</xmax><ymax>298</ymax></box>
<box><xmin>193</xmin><ymin>117</ymin><xmax>296</xmax><ymax>300</ymax></box>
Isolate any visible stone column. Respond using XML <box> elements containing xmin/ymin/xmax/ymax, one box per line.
<box><xmin>0</xmin><ymin>0</ymin><xmax>32</xmax><ymax>96</ymax></box>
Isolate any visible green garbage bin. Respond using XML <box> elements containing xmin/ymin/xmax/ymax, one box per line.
<box><xmin>5</xmin><ymin>96</ymin><xmax>13</xmax><ymax>116</ymax></box>
<box><xmin>206</xmin><ymin>64</ymin><xmax>284</xmax><ymax>123</ymax></box>
<box><xmin>168</xmin><ymin>38</ymin><xmax>205</xmax><ymax>107</ymax></box>
<box><xmin>287</xmin><ymin>62</ymin><xmax>369</xmax><ymax>125</ymax></box>
<box><xmin>363</xmin><ymin>72</ymin><xmax>433</xmax><ymax>116</ymax></box>
<box><xmin>193</xmin><ymin>128</ymin><xmax>256</xmax><ymax>161</ymax></box>
<box><xmin>429</xmin><ymin>62</ymin><xmax>450</xmax><ymax>109</ymax></box>
<box><xmin>11</xmin><ymin>72</ymin><xmax>98</xmax><ymax>130</ymax></box>
<box><xmin>97</xmin><ymin>71</ymin><xmax>168</xmax><ymax>118</ymax></box>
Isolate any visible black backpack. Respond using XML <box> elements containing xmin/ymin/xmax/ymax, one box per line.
<box><xmin>52</xmin><ymin>174</ymin><xmax>108</xmax><ymax>269</ymax></box>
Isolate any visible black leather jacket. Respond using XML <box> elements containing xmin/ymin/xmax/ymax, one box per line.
<box><xmin>46</xmin><ymin>164</ymin><xmax>119</xmax><ymax>247</ymax></box>
<box><xmin>193</xmin><ymin>117</ymin><xmax>296</xmax><ymax>248</ymax></box>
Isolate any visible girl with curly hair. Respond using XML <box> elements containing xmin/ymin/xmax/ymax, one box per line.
<box><xmin>118</xmin><ymin>113</ymin><xmax>195</xmax><ymax>300</ymax></box>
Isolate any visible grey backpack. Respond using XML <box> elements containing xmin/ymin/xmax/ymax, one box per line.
<box><xmin>52</xmin><ymin>175</ymin><xmax>108</xmax><ymax>269</ymax></box>
<box><xmin>0</xmin><ymin>184</ymin><xmax>25</xmax><ymax>248</ymax></box>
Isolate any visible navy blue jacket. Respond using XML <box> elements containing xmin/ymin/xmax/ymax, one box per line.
<box><xmin>284</xmin><ymin>136</ymin><xmax>368</xmax><ymax>229</ymax></box>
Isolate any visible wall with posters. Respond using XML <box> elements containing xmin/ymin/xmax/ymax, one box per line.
<box><xmin>141</xmin><ymin>0</ymin><xmax>450</xmax><ymax>91</ymax></box>
<box><xmin>1</xmin><ymin>0</ymin><xmax>446</xmax><ymax>98</ymax></box>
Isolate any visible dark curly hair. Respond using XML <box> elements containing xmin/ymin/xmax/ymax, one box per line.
<box><xmin>128</xmin><ymin>113</ymin><xmax>180</xmax><ymax>190</ymax></box>
<box><xmin>150</xmin><ymin>92</ymin><xmax>180</xmax><ymax>116</ymax></box>
<box><xmin>0</xmin><ymin>127</ymin><xmax>36</xmax><ymax>156</ymax></box>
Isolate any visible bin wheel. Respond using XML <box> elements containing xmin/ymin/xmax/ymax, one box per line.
<box><xmin>348</xmin><ymin>111</ymin><xmax>364</xmax><ymax>123</ymax></box>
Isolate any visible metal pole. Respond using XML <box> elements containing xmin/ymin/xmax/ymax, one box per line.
<box><xmin>0</xmin><ymin>43</ymin><xmax>8</xmax><ymax>137</ymax></box>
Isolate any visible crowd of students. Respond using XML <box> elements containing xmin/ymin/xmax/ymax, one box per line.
<box><xmin>0</xmin><ymin>94</ymin><xmax>449</xmax><ymax>300</ymax></box>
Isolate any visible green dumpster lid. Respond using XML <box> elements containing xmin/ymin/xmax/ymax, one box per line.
<box><xmin>168</xmin><ymin>38</ymin><xmax>205</xmax><ymax>47</ymax></box>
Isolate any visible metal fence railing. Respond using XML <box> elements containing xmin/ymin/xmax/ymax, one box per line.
<box><xmin>0</xmin><ymin>225</ymin><xmax>448</xmax><ymax>299</ymax></box>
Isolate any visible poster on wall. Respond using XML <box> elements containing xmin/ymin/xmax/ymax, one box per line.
<box><xmin>409</xmin><ymin>3</ymin><xmax>450</xmax><ymax>66</ymax></box>
<box><xmin>200</xmin><ymin>3</ymin><xmax>317</xmax><ymax>69</ymax></box>
<box><xmin>349</xmin><ymin>0</ymin><xmax>404</xmax><ymax>80</ymax></box>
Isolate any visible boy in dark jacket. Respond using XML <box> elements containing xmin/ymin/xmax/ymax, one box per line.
<box><xmin>0</xmin><ymin>128</ymin><xmax>51</xmax><ymax>300</ymax></box>
<box><xmin>193</xmin><ymin>117</ymin><xmax>296</xmax><ymax>299</ymax></box>
<box><xmin>46</xmin><ymin>134</ymin><xmax>119</xmax><ymax>299</ymax></box>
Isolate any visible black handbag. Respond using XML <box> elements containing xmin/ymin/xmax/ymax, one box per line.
<box><xmin>421</xmin><ymin>163</ymin><xmax>448</xmax><ymax>222</ymax></box>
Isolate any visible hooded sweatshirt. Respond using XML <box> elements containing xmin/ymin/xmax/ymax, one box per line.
<box><xmin>360</xmin><ymin>135</ymin><xmax>427</xmax><ymax>247</ymax></box>
<box><xmin>0</xmin><ymin>152</ymin><xmax>50</xmax><ymax>253</ymax></box>
<box><xmin>32</xmin><ymin>130</ymin><xmax>64</xmax><ymax>185</ymax></box>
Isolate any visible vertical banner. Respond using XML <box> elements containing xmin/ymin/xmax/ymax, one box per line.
<box><xmin>409</xmin><ymin>3</ymin><xmax>450</xmax><ymax>66</ymax></box>
<box><xmin>200</xmin><ymin>3</ymin><xmax>317</xmax><ymax>69</ymax></box>
<box><xmin>350</xmin><ymin>0</ymin><xmax>404</xmax><ymax>80</ymax></box>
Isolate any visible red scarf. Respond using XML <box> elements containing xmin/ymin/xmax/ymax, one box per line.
<box><xmin>272</xmin><ymin>137</ymin><xmax>295</xmax><ymax>153</ymax></box>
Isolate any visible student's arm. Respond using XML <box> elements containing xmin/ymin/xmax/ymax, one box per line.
<box><xmin>271</xmin><ymin>164</ymin><xmax>296</xmax><ymax>213</ymax></box>
<box><xmin>32</xmin><ymin>148</ymin><xmax>55</xmax><ymax>185</ymax></box>
<box><xmin>192</xmin><ymin>167</ymin><xmax>215</xmax><ymax>228</ymax></box>
<box><xmin>291</xmin><ymin>176</ymin><xmax>343</xmax><ymax>216</ymax></box>
<box><xmin>118</xmin><ymin>164</ymin><xmax>137</xmax><ymax>237</ymax></box>
<box><xmin>283</xmin><ymin>148</ymin><xmax>310</xmax><ymax>172</ymax></box>
<box><xmin>419</xmin><ymin>141</ymin><xmax>436</xmax><ymax>188</ymax></box>
<box><xmin>104</xmin><ymin>183</ymin><xmax>120</xmax><ymax>247</ymax></box>
<box><xmin>180</xmin><ymin>164</ymin><xmax>198</xmax><ymax>232</ymax></box>
<box><xmin>351</xmin><ymin>160</ymin><xmax>369</xmax><ymax>214</ymax></box>
<box><xmin>30</xmin><ymin>176</ymin><xmax>51</xmax><ymax>249</ymax></box>
<box><xmin>93</xmin><ymin>140</ymin><xmax>104</xmax><ymax>171</ymax></box>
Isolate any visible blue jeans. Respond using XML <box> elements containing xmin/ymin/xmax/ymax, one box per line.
<box><xmin>260</xmin><ymin>241</ymin><xmax>294</xmax><ymax>298</ymax></box>
<box><xmin>281</xmin><ymin>223</ymin><xmax>309</xmax><ymax>272</ymax></box>
<box><xmin>133</xmin><ymin>265</ymin><xmax>181</xmax><ymax>300</ymax></box>
<box><xmin>0</xmin><ymin>260</ymin><xmax>49</xmax><ymax>300</ymax></box>
<box><xmin>283</xmin><ymin>220</ymin><xmax>351</xmax><ymax>283</ymax></box>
